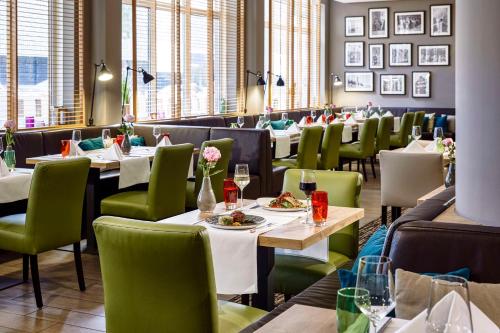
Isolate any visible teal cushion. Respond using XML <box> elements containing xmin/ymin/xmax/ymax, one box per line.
<box><xmin>79</xmin><ymin>137</ymin><xmax>104</xmax><ymax>151</ymax></box>
<box><xmin>131</xmin><ymin>136</ymin><xmax>146</xmax><ymax>146</ymax></box>
<box><xmin>422</xmin><ymin>267</ymin><xmax>471</xmax><ymax>280</ymax></box>
<box><xmin>270</xmin><ymin>120</ymin><xmax>286</xmax><ymax>130</ymax></box>
<box><xmin>352</xmin><ymin>225</ymin><xmax>387</xmax><ymax>273</ymax></box>
<box><xmin>434</xmin><ymin>115</ymin><xmax>448</xmax><ymax>133</ymax></box>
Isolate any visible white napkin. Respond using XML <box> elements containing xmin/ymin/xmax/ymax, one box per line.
<box><xmin>0</xmin><ymin>172</ymin><xmax>32</xmax><ymax>203</ymax></box>
<box><xmin>286</xmin><ymin>123</ymin><xmax>300</xmax><ymax>134</ymax></box>
<box><xmin>0</xmin><ymin>158</ymin><xmax>9</xmax><ymax>177</ymax></box>
<box><xmin>342</xmin><ymin>126</ymin><xmax>353</xmax><ymax>143</ymax></box>
<box><xmin>274</xmin><ymin>135</ymin><xmax>291</xmax><ymax>159</ymax></box>
<box><xmin>402</xmin><ymin>141</ymin><xmax>427</xmax><ymax>153</ymax></box>
<box><xmin>118</xmin><ymin>157</ymin><xmax>151</xmax><ymax>189</ymax></box>
<box><xmin>298</xmin><ymin>117</ymin><xmax>306</xmax><ymax>126</ymax></box>
<box><xmin>355</xmin><ymin>111</ymin><xmax>364</xmax><ymax>119</ymax></box>
<box><xmin>395</xmin><ymin>291</ymin><xmax>499</xmax><ymax>333</ymax></box>
<box><xmin>156</xmin><ymin>136</ymin><xmax>172</xmax><ymax>147</ymax></box>
<box><xmin>316</xmin><ymin>116</ymin><xmax>325</xmax><ymax>124</ymax></box>
<box><xmin>394</xmin><ymin>117</ymin><xmax>401</xmax><ymax>132</ymax></box>
<box><xmin>333</xmin><ymin>117</ymin><xmax>341</xmax><ymax>124</ymax></box>
<box><xmin>370</xmin><ymin>113</ymin><xmax>381</xmax><ymax>119</ymax></box>
<box><xmin>345</xmin><ymin>117</ymin><xmax>357</xmax><ymax>125</ymax></box>
<box><xmin>102</xmin><ymin>143</ymin><xmax>124</xmax><ymax>161</ymax></box>
<box><xmin>383</xmin><ymin>110</ymin><xmax>394</xmax><ymax>117</ymax></box>
<box><xmin>267</xmin><ymin>126</ymin><xmax>276</xmax><ymax>138</ymax></box>
<box><xmin>69</xmin><ymin>141</ymin><xmax>86</xmax><ymax>157</ymax></box>
<box><xmin>277</xmin><ymin>239</ymin><xmax>329</xmax><ymax>262</ymax></box>
<box><xmin>425</xmin><ymin>141</ymin><xmax>438</xmax><ymax>152</ymax></box>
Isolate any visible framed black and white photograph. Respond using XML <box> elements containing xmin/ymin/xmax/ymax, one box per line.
<box><xmin>345</xmin><ymin>72</ymin><xmax>374</xmax><ymax>92</ymax></box>
<box><xmin>431</xmin><ymin>4</ymin><xmax>452</xmax><ymax>36</ymax></box>
<box><xmin>369</xmin><ymin>44</ymin><xmax>384</xmax><ymax>69</ymax></box>
<box><xmin>368</xmin><ymin>8</ymin><xmax>388</xmax><ymax>39</ymax></box>
<box><xmin>345</xmin><ymin>42</ymin><xmax>364</xmax><ymax>67</ymax></box>
<box><xmin>389</xmin><ymin>43</ymin><xmax>412</xmax><ymax>67</ymax></box>
<box><xmin>345</xmin><ymin>16</ymin><xmax>365</xmax><ymax>37</ymax></box>
<box><xmin>394</xmin><ymin>11</ymin><xmax>425</xmax><ymax>35</ymax></box>
<box><xmin>412</xmin><ymin>71</ymin><xmax>431</xmax><ymax>98</ymax></box>
<box><xmin>380</xmin><ymin>74</ymin><xmax>406</xmax><ymax>95</ymax></box>
<box><xmin>418</xmin><ymin>45</ymin><xmax>450</xmax><ymax>66</ymax></box>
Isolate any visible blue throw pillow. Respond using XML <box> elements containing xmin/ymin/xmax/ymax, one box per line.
<box><xmin>434</xmin><ymin>115</ymin><xmax>448</xmax><ymax>133</ymax></box>
<box><xmin>352</xmin><ymin>225</ymin><xmax>388</xmax><ymax>273</ymax></box>
<box><xmin>78</xmin><ymin>137</ymin><xmax>104</xmax><ymax>151</ymax></box>
<box><xmin>422</xmin><ymin>267</ymin><xmax>471</xmax><ymax>280</ymax></box>
<box><xmin>131</xmin><ymin>136</ymin><xmax>146</xmax><ymax>146</ymax></box>
<box><xmin>270</xmin><ymin>120</ymin><xmax>286</xmax><ymax>130</ymax></box>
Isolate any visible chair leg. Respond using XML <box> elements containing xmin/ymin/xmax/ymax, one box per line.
<box><xmin>23</xmin><ymin>255</ymin><xmax>29</xmax><ymax>282</ymax></box>
<box><xmin>241</xmin><ymin>294</ymin><xmax>250</xmax><ymax>305</ymax></box>
<box><xmin>29</xmin><ymin>255</ymin><xmax>43</xmax><ymax>308</ymax></box>
<box><xmin>73</xmin><ymin>242</ymin><xmax>86</xmax><ymax>291</ymax></box>
<box><xmin>348</xmin><ymin>161</ymin><xmax>352</xmax><ymax>171</ymax></box>
<box><xmin>356</xmin><ymin>159</ymin><xmax>360</xmax><ymax>172</ymax></box>
<box><xmin>391</xmin><ymin>207</ymin><xmax>401</xmax><ymax>222</ymax></box>
<box><xmin>381</xmin><ymin>206</ymin><xmax>388</xmax><ymax>225</ymax></box>
<box><xmin>284</xmin><ymin>294</ymin><xmax>293</xmax><ymax>302</ymax></box>
<box><xmin>370</xmin><ymin>157</ymin><xmax>376</xmax><ymax>178</ymax></box>
<box><xmin>339</xmin><ymin>159</ymin><xmax>343</xmax><ymax>171</ymax></box>
<box><xmin>361</xmin><ymin>159</ymin><xmax>368</xmax><ymax>181</ymax></box>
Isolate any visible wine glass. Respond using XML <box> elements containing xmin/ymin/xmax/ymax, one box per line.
<box><xmin>237</xmin><ymin>116</ymin><xmax>245</xmax><ymax>128</ymax></box>
<box><xmin>354</xmin><ymin>256</ymin><xmax>396</xmax><ymax>333</ymax></box>
<box><xmin>153</xmin><ymin>126</ymin><xmax>162</xmax><ymax>145</ymax></box>
<box><xmin>426</xmin><ymin>275</ymin><xmax>473</xmax><ymax>333</ymax></box>
<box><xmin>299</xmin><ymin>170</ymin><xmax>317</xmax><ymax>225</ymax></box>
<box><xmin>72</xmin><ymin>130</ymin><xmax>82</xmax><ymax>144</ymax></box>
<box><xmin>310</xmin><ymin>110</ymin><xmax>316</xmax><ymax>120</ymax></box>
<box><xmin>434</xmin><ymin>127</ymin><xmax>444</xmax><ymax>141</ymax></box>
<box><xmin>256</xmin><ymin>116</ymin><xmax>265</xmax><ymax>129</ymax></box>
<box><xmin>0</xmin><ymin>136</ymin><xmax>3</xmax><ymax>157</ymax></box>
<box><xmin>102</xmin><ymin>129</ymin><xmax>111</xmax><ymax>148</ymax></box>
<box><xmin>281</xmin><ymin>113</ymin><xmax>288</xmax><ymax>122</ymax></box>
<box><xmin>234</xmin><ymin>164</ymin><xmax>250</xmax><ymax>208</ymax></box>
<box><xmin>412</xmin><ymin>125</ymin><xmax>422</xmax><ymax>142</ymax></box>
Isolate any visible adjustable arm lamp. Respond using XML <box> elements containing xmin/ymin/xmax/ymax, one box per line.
<box><xmin>121</xmin><ymin>66</ymin><xmax>155</xmax><ymax>118</ymax></box>
<box><xmin>88</xmin><ymin>60</ymin><xmax>113</xmax><ymax>126</ymax></box>
<box><xmin>264</xmin><ymin>70</ymin><xmax>285</xmax><ymax>97</ymax></box>
<box><xmin>243</xmin><ymin>70</ymin><xmax>266</xmax><ymax>114</ymax></box>
<box><xmin>329</xmin><ymin>73</ymin><xmax>343</xmax><ymax>104</ymax></box>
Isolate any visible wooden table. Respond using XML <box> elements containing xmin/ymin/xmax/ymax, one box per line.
<box><xmin>255</xmin><ymin>304</ymin><xmax>407</xmax><ymax>333</ymax></box>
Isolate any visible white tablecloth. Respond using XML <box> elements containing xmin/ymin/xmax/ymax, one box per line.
<box><xmin>0</xmin><ymin>171</ymin><xmax>32</xmax><ymax>203</ymax></box>
<box><xmin>273</xmin><ymin>135</ymin><xmax>292</xmax><ymax>159</ymax></box>
<box><xmin>342</xmin><ymin>126</ymin><xmax>353</xmax><ymax>143</ymax></box>
<box><xmin>394</xmin><ymin>116</ymin><xmax>401</xmax><ymax>132</ymax></box>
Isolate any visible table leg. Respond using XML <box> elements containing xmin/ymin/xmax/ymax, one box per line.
<box><xmin>252</xmin><ymin>246</ymin><xmax>275</xmax><ymax>311</ymax></box>
<box><xmin>83</xmin><ymin>168</ymin><xmax>101</xmax><ymax>254</ymax></box>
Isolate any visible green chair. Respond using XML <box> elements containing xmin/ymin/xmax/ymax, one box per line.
<box><xmin>273</xmin><ymin>126</ymin><xmax>323</xmax><ymax>170</ymax></box>
<box><xmin>413</xmin><ymin>111</ymin><xmax>426</xmax><ymax>128</ymax></box>
<box><xmin>186</xmin><ymin>138</ymin><xmax>234</xmax><ymax>209</ymax></box>
<box><xmin>390</xmin><ymin>112</ymin><xmax>415</xmax><ymax>149</ymax></box>
<box><xmin>94</xmin><ymin>216</ymin><xmax>267</xmax><ymax>333</ymax></box>
<box><xmin>0</xmin><ymin>158</ymin><xmax>91</xmax><ymax>308</ymax></box>
<box><xmin>101</xmin><ymin>144</ymin><xmax>194</xmax><ymax>221</ymax></box>
<box><xmin>272</xmin><ymin>169</ymin><xmax>362</xmax><ymax>296</ymax></box>
<box><xmin>317</xmin><ymin>123</ymin><xmax>344</xmax><ymax>170</ymax></box>
<box><xmin>339</xmin><ymin>118</ymin><xmax>378</xmax><ymax>181</ymax></box>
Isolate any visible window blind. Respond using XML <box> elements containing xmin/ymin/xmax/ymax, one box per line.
<box><xmin>0</xmin><ymin>0</ymin><xmax>84</xmax><ymax>129</ymax></box>
<box><xmin>123</xmin><ymin>0</ymin><xmax>245</xmax><ymax>121</ymax></box>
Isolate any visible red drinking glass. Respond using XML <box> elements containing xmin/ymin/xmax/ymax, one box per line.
<box><xmin>223</xmin><ymin>178</ymin><xmax>238</xmax><ymax>210</ymax></box>
<box><xmin>312</xmin><ymin>191</ymin><xmax>328</xmax><ymax>226</ymax></box>
<box><xmin>321</xmin><ymin>114</ymin><xmax>326</xmax><ymax>123</ymax></box>
<box><xmin>306</xmin><ymin>115</ymin><xmax>313</xmax><ymax>125</ymax></box>
<box><xmin>345</xmin><ymin>113</ymin><xmax>351</xmax><ymax>119</ymax></box>
<box><xmin>61</xmin><ymin>140</ymin><xmax>71</xmax><ymax>159</ymax></box>
<box><xmin>116</xmin><ymin>135</ymin><xmax>124</xmax><ymax>146</ymax></box>
<box><xmin>327</xmin><ymin>115</ymin><xmax>335</xmax><ymax>124</ymax></box>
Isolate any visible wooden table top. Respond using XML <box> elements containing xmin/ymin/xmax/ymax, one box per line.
<box><xmin>255</xmin><ymin>304</ymin><xmax>407</xmax><ymax>333</ymax></box>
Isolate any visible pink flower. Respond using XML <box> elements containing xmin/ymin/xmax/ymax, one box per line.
<box><xmin>123</xmin><ymin>114</ymin><xmax>135</xmax><ymax>123</ymax></box>
<box><xmin>442</xmin><ymin>138</ymin><xmax>454</xmax><ymax>146</ymax></box>
<box><xmin>368</xmin><ymin>101</ymin><xmax>373</xmax><ymax>106</ymax></box>
<box><xmin>203</xmin><ymin>146</ymin><xmax>221</xmax><ymax>163</ymax></box>
<box><xmin>3</xmin><ymin>120</ymin><xmax>15</xmax><ymax>129</ymax></box>
<box><xmin>265</xmin><ymin>106</ymin><xmax>273</xmax><ymax>113</ymax></box>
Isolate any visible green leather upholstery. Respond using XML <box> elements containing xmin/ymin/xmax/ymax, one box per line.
<box><xmin>186</xmin><ymin>138</ymin><xmax>234</xmax><ymax>209</ymax></box>
<box><xmin>273</xmin><ymin>126</ymin><xmax>323</xmax><ymax>170</ymax></box>
<box><xmin>339</xmin><ymin>118</ymin><xmax>379</xmax><ymax>160</ymax></box>
<box><xmin>93</xmin><ymin>217</ymin><xmax>266</xmax><ymax>333</ymax></box>
<box><xmin>390</xmin><ymin>112</ymin><xmax>415</xmax><ymax>148</ymax></box>
<box><xmin>272</xmin><ymin>169</ymin><xmax>362</xmax><ymax>295</ymax></box>
<box><xmin>413</xmin><ymin>111</ymin><xmax>426</xmax><ymax>128</ymax></box>
<box><xmin>318</xmin><ymin>123</ymin><xmax>344</xmax><ymax>170</ymax></box>
<box><xmin>101</xmin><ymin>144</ymin><xmax>194</xmax><ymax>221</ymax></box>
<box><xmin>0</xmin><ymin>158</ymin><xmax>90</xmax><ymax>255</ymax></box>
<box><xmin>375</xmin><ymin>116</ymin><xmax>394</xmax><ymax>153</ymax></box>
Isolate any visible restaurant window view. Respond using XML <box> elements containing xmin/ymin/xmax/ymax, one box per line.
<box><xmin>1</xmin><ymin>0</ymin><xmax>500</xmax><ymax>332</ymax></box>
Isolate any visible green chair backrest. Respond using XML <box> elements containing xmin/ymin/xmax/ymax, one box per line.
<box><xmin>376</xmin><ymin>116</ymin><xmax>394</xmax><ymax>153</ymax></box>
<box><xmin>195</xmin><ymin>138</ymin><xmax>234</xmax><ymax>202</ymax></box>
<box><xmin>413</xmin><ymin>111</ymin><xmax>426</xmax><ymax>128</ymax></box>
<box><xmin>359</xmin><ymin>118</ymin><xmax>379</xmax><ymax>157</ymax></box>
<box><xmin>296</xmin><ymin>126</ymin><xmax>323</xmax><ymax>170</ymax></box>
<box><xmin>148</xmin><ymin>144</ymin><xmax>194</xmax><ymax>220</ymax></box>
<box><xmin>93</xmin><ymin>217</ymin><xmax>219</xmax><ymax>333</ymax></box>
<box><xmin>397</xmin><ymin>112</ymin><xmax>415</xmax><ymax>147</ymax></box>
<box><xmin>25</xmin><ymin>158</ymin><xmax>90</xmax><ymax>254</ymax></box>
<box><xmin>319</xmin><ymin>123</ymin><xmax>344</xmax><ymax>170</ymax></box>
<box><xmin>282</xmin><ymin>169</ymin><xmax>362</xmax><ymax>259</ymax></box>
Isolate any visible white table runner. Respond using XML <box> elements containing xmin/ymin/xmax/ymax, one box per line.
<box><xmin>272</xmin><ymin>131</ymin><xmax>292</xmax><ymax>158</ymax></box>
<box><xmin>0</xmin><ymin>171</ymin><xmax>32</xmax><ymax>204</ymax></box>
<box><xmin>394</xmin><ymin>116</ymin><xmax>401</xmax><ymax>132</ymax></box>
<box><xmin>342</xmin><ymin>126</ymin><xmax>353</xmax><ymax>143</ymax></box>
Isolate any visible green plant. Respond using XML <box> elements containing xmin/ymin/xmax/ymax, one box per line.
<box><xmin>122</xmin><ymin>80</ymin><xmax>131</xmax><ymax>105</ymax></box>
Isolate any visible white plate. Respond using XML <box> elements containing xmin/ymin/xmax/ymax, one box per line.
<box><xmin>206</xmin><ymin>215</ymin><xmax>266</xmax><ymax>230</ymax></box>
<box><xmin>256</xmin><ymin>197</ymin><xmax>307</xmax><ymax>212</ymax></box>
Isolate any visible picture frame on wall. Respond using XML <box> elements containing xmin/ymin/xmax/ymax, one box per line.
<box><xmin>431</xmin><ymin>4</ymin><xmax>452</xmax><ymax>36</ymax></box>
<box><xmin>380</xmin><ymin>74</ymin><xmax>406</xmax><ymax>95</ymax></box>
<box><xmin>345</xmin><ymin>16</ymin><xmax>365</xmax><ymax>37</ymax></box>
<box><xmin>412</xmin><ymin>71</ymin><xmax>431</xmax><ymax>98</ymax></box>
<box><xmin>389</xmin><ymin>43</ymin><xmax>412</xmax><ymax>67</ymax></box>
<box><xmin>368</xmin><ymin>8</ymin><xmax>389</xmax><ymax>39</ymax></box>
<box><xmin>345</xmin><ymin>41</ymin><xmax>364</xmax><ymax>67</ymax></box>
<box><xmin>394</xmin><ymin>11</ymin><xmax>425</xmax><ymax>35</ymax></box>
<box><xmin>369</xmin><ymin>44</ymin><xmax>384</xmax><ymax>69</ymax></box>
<box><xmin>345</xmin><ymin>72</ymin><xmax>374</xmax><ymax>92</ymax></box>
<box><xmin>418</xmin><ymin>45</ymin><xmax>450</xmax><ymax>66</ymax></box>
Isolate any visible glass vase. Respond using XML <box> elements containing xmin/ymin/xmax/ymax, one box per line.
<box><xmin>197</xmin><ymin>176</ymin><xmax>217</xmax><ymax>214</ymax></box>
<box><xmin>4</xmin><ymin>145</ymin><xmax>16</xmax><ymax>171</ymax></box>
<box><xmin>445</xmin><ymin>162</ymin><xmax>456</xmax><ymax>188</ymax></box>
<box><xmin>121</xmin><ymin>134</ymin><xmax>131</xmax><ymax>155</ymax></box>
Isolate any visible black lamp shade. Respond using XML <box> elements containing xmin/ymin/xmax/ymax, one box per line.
<box><xmin>142</xmin><ymin>70</ymin><xmax>155</xmax><ymax>84</ymax></box>
<box><xmin>276</xmin><ymin>76</ymin><xmax>285</xmax><ymax>87</ymax></box>
<box><xmin>257</xmin><ymin>76</ymin><xmax>266</xmax><ymax>86</ymax></box>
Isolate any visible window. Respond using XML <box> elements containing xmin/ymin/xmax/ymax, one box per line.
<box><xmin>122</xmin><ymin>0</ymin><xmax>245</xmax><ymax>120</ymax></box>
<box><xmin>0</xmin><ymin>0</ymin><xmax>84</xmax><ymax>129</ymax></box>
<box><xmin>264</xmin><ymin>0</ymin><xmax>323</xmax><ymax>111</ymax></box>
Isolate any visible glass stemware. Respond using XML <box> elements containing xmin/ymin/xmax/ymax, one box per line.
<box><xmin>237</xmin><ymin>116</ymin><xmax>245</xmax><ymax>128</ymax></box>
<box><xmin>281</xmin><ymin>113</ymin><xmax>288</xmax><ymax>122</ymax></box>
<box><xmin>434</xmin><ymin>127</ymin><xmax>444</xmax><ymax>141</ymax></box>
<box><xmin>426</xmin><ymin>275</ymin><xmax>473</xmax><ymax>333</ymax></box>
<box><xmin>72</xmin><ymin>130</ymin><xmax>82</xmax><ymax>144</ymax></box>
<box><xmin>299</xmin><ymin>170</ymin><xmax>317</xmax><ymax>225</ymax></box>
<box><xmin>0</xmin><ymin>136</ymin><xmax>3</xmax><ymax>157</ymax></box>
<box><xmin>153</xmin><ymin>126</ymin><xmax>162</xmax><ymax>145</ymax></box>
<box><xmin>310</xmin><ymin>110</ymin><xmax>316</xmax><ymax>120</ymax></box>
<box><xmin>102</xmin><ymin>129</ymin><xmax>112</xmax><ymax>148</ymax></box>
<box><xmin>412</xmin><ymin>125</ymin><xmax>422</xmax><ymax>142</ymax></box>
<box><xmin>234</xmin><ymin>164</ymin><xmax>250</xmax><ymax>208</ymax></box>
<box><xmin>354</xmin><ymin>256</ymin><xmax>396</xmax><ymax>333</ymax></box>
<box><xmin>256</xmin><ymin>116</ymin><xmax>265</xmax><ymax>129</ymax></box>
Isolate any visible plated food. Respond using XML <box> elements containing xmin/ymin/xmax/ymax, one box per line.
<box><xmin>206</xmin><ymin>211</ymin><xmax>266</xmax><ymax>230</ymax></box>
<box><xmin>257</xmin><ymin>193</ymin><xmax>306</xmax><ymax>212</ymax></box>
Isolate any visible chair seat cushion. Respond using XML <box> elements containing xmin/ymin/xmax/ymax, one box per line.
<box><xmin>339</xmin><ymin>143</ymin><xmax>363</xmax><ymax>159</ymax></box>
<box><xmin>101</xmin><ymin>191</ymin><xmax>151</xmax><ymax>221</ymax></box>
<box><xmin>273</xmin><ymin>250</ymin><xmax>351</xmax><ymax>295</ymax></box>
<box><xmin>0</xmin><ymin>214</ymin><xmax>27</xmax><ymax>253</ymax></box>
<box><xmin>390</xmin><ymin>134</ymin><xmax>403</xmax><ymax>148</ymax></box>
<box><xmin>218</xmin><ymin>300</ymin><xmax>267</xmax><ymax>333</ymax></box>
<box><xmin>185</xmin><ymin>180</ymin><xmax>196</xmax><ymax>209</ymax></box>
<box><xmin>272</xmin><ymin>159</ymin><xmax>297</xmax><ymax>169</ymax></box>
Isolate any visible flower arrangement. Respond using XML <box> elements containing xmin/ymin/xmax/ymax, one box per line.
<box><xmin>442</xmin><ymin>138</ymin><xmax>456</xmax><ymax>162</ymax></box>
<box><xmin>3</xmin><ymin>120</ymin><xmax>15</xmax><ymax>147</ymax></box>
<box><xmin>119</xmin><ymin>114</ymin><xmax>135</xmax><ymax>135</ymax></box>
<box><xmin>200</xmin><ymin>146</ymin><xmax>222</xmax><ymax>177</ymax></box>
<box><xmin>265</xmin><ymin>106</ymin><xmax>274</xmax><ymax>113</ymax></box>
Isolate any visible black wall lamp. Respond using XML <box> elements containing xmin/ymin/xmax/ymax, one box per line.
<box><xmin>88</xmin><ymin>60</ymin><xmax>113</xmax><ymax>126</ymax></box>
<box><xmin>264</xmin><ymin>70</ymin><xmax>285</xmax><ymax>96</ymax></box>
<box><xmin>122</xmin><ymin>66</ymin><xmax>155</xmax><ymax>117</ymax></box>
